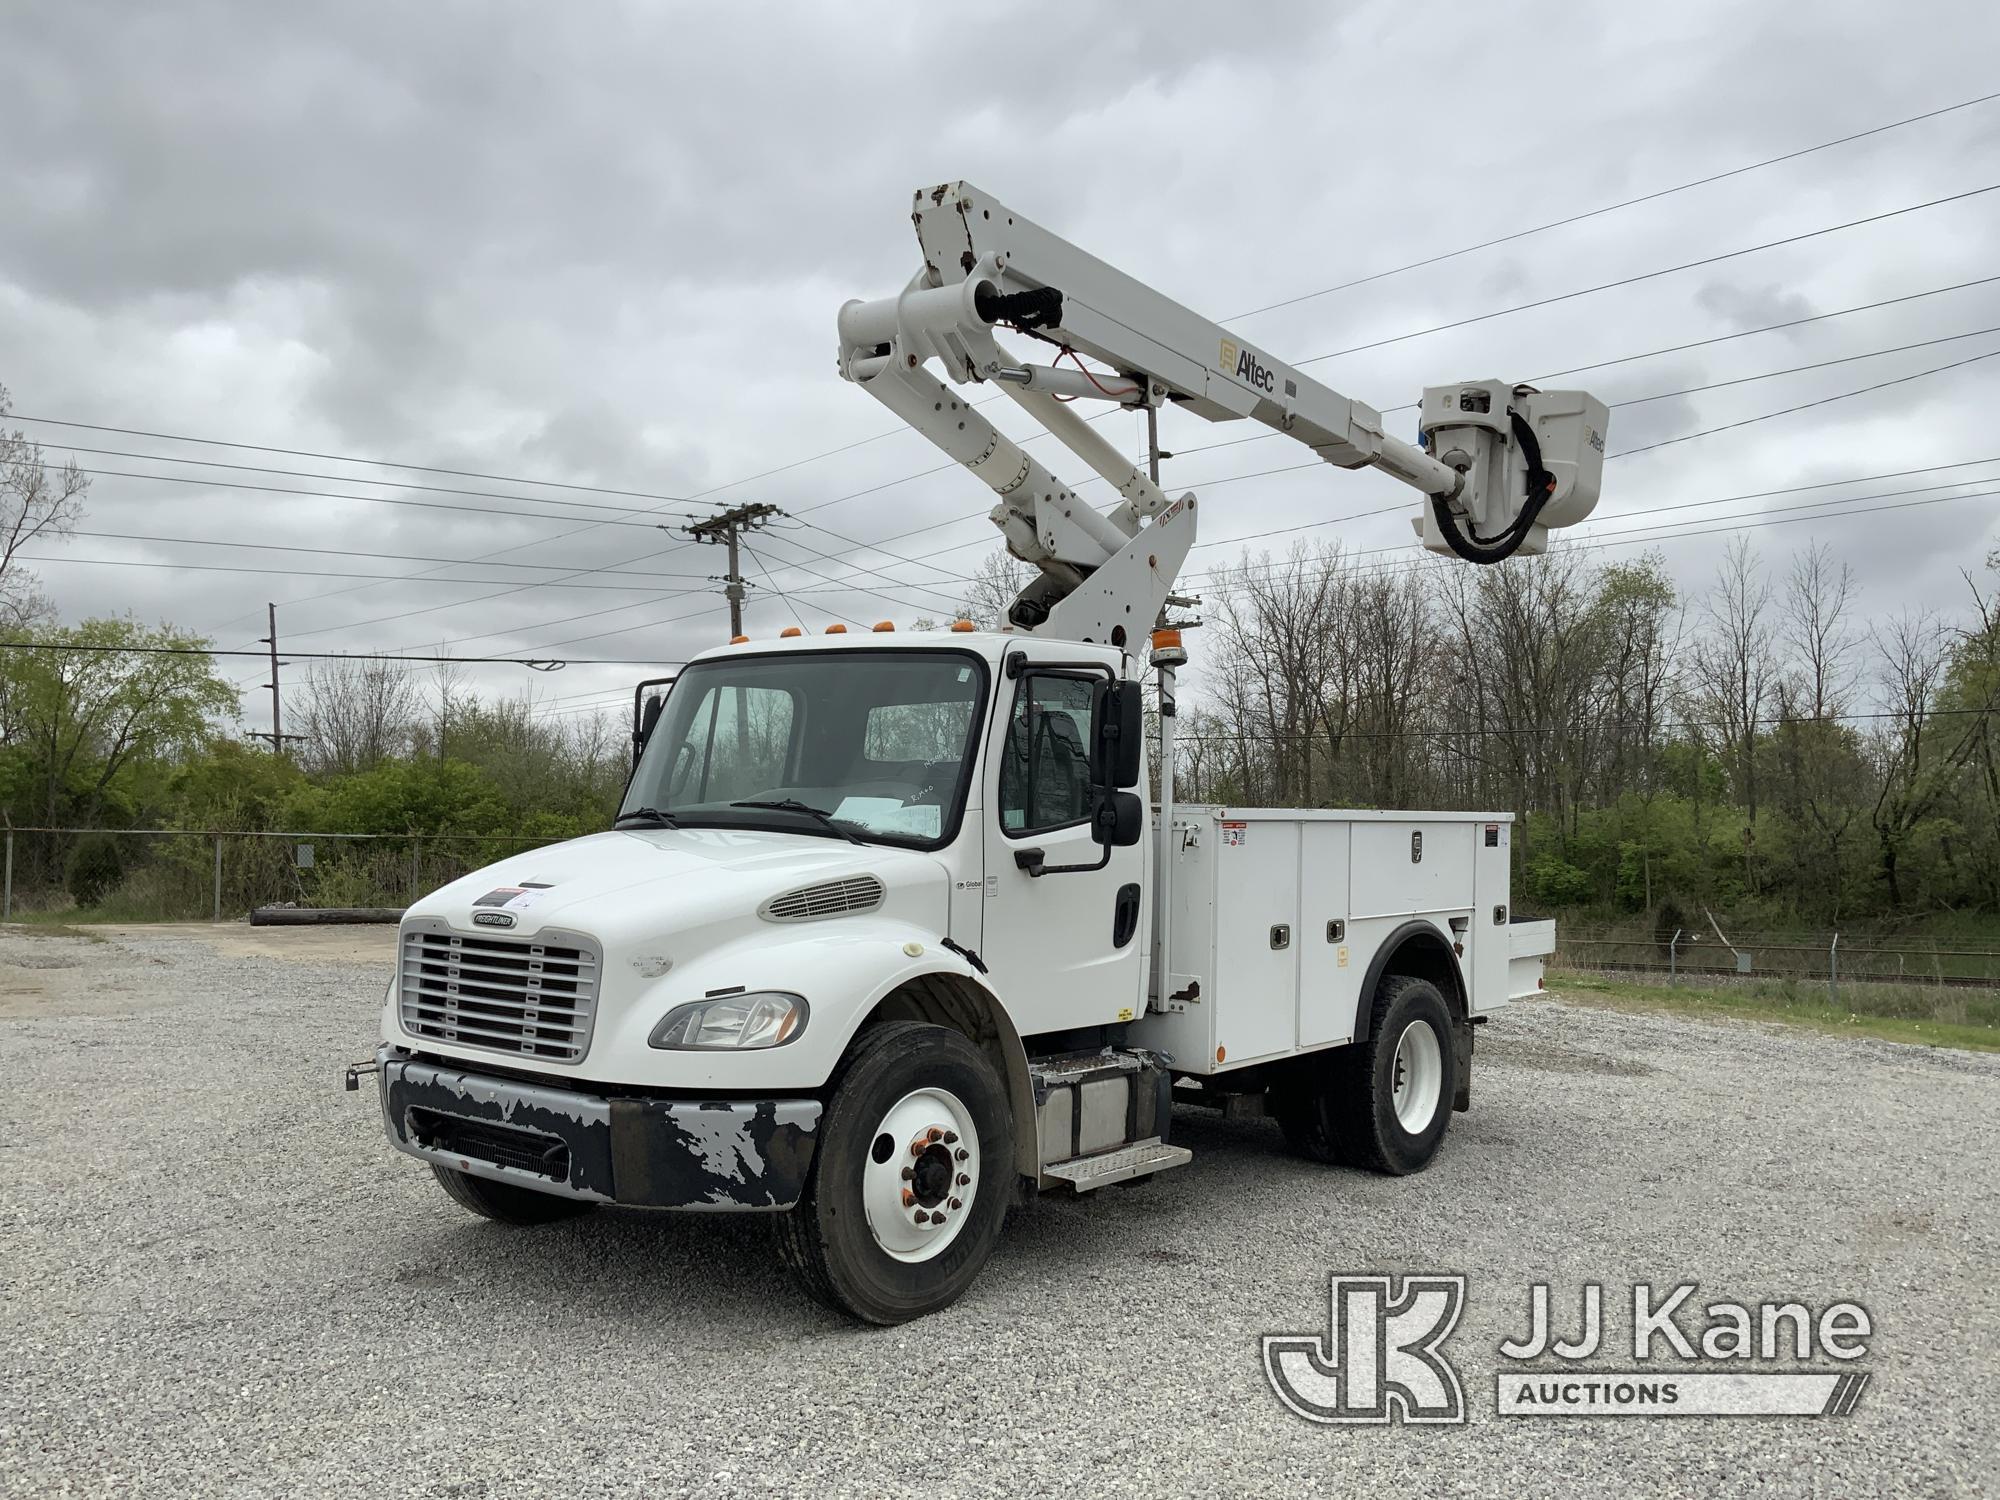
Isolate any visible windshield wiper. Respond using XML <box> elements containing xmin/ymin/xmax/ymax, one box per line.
<box><xmin>614</xmin><ymin>806</ymin><xmax>682</xmax><ymax>829</ymax></box>
<box><xmin>729</xmin><ymin>799</ymin><xmax>867</xmax><ymax>845</ymax></box>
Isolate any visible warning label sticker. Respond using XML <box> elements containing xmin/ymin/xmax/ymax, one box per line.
<box><xmin>1220</xmin><ymin>820</ymin><xmax>1248</xmax><ymax>848</ymax></box>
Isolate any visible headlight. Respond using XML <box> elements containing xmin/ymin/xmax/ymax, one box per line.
<box><xmin>648</xmin><ymin>991</ymin><xmax>808</xmax><ymax>1050</ymax></box>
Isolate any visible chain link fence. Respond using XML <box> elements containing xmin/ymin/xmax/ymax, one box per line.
<box><xmin>1555</xmin><ymin>924</ymin><xmax>2000</xmax><ymax>995</ymax></box>
<box><xmin>1</xmin><ymin>827</ymin><xmax>571</xmax><ymax>923</ymax></box>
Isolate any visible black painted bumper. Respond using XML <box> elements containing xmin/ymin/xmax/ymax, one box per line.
<box><xmin>378</xmin><ymin>1049</ymin><xmax>821</xmax><ymax>1211</ymax></box>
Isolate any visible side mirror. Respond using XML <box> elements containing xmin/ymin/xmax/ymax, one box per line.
<box><xmin>1093</xmin><ymin>682</ymin><xmax>1144</xmax><ymax>789</ymax></box>
<box><xmin>634</xmin><ymin>694</ymin><xmax>665</xmax><ymax>766</ymax></box>
<box><xmin>631</xmin><ymin>675</ymin><xmax>677</xmax><ymax>767</ymax></box>
<box><xmin>1090</xmin><ymin>789</ymin><xmax>1145</xmax><ymax>848</ymax></box>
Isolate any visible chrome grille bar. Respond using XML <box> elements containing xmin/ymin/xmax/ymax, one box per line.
<box><xmin>398</xmin><ymin>924</ymin><xmax>602</xmax><ymax>1063</ymax></box>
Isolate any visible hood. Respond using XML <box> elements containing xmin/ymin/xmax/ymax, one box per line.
<box><xmin>411</xmin><ymin>826</ymin><xmax>945</xmax><ymax>941</ymax></box>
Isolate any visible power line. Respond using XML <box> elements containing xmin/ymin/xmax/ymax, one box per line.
<box><xmin>60</xmin><ymin>463</ymin><xmax>681</xmax><ymax>529</ymax></box>
<box><xmin>3</xmin><ymin>414</ymin><xmax>712</xmax><ymax>506</ymax></box>
<box><xmin>1609</xmin><ymin>346</ymin><xmax>2000</xmax><ymax>459</ymax></box>
<box><xmin>728</xmin><ymin>304</ymin><xmax>2000</xmax><ymax>598</ymax></box>
<box><xmin>1228</xmin><ymin>90</ymin><xmax>2000</xmax><ymax>321</ymax></box>
<box><xmin>1174</xmin><ymin>460</ymin><xmax>2000</xmax><ymax>585</ymax></box>
<box><xmin>815</xmin><ymin>339</ymin><xmax>2000</xmax><ymax>593</ymax></box>
<box><xmin>0</xmin><ymin>641</ymin><xmax>687</xmax><ymax>668</ymax></box>
<box><xmin>534</xmin><ymin>93</ymin><xmax>2000</xmax><ymax>507</ymax></box>
<box><xmin>59</xmin><ymin>527</ymin><xmax>716</xmax><ymax>579</ymax></box>
<box><xmin>1169</xmin><ymin>703</ymin><xmax>1997</xmax><ymax>747</ymax></box>
<box><xmin>12</xmin><ymin>551</ymin><xmax>734</xmax><ymax>593</ymax></box>
<box><xmin>32</xmin><ymin>442</ymin><xmax>716</xmax><ymax>520</ymax></box>
<box><xmin>1294</xmin><ymin>183</ymin><xmax>2000</xmax><ymax>366</ymax></box>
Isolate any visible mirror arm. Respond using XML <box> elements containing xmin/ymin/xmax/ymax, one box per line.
<box><xmin>1016</xmin><ymin>844</ymin><xmax>1112</xmax><ymax>879</ymax></box>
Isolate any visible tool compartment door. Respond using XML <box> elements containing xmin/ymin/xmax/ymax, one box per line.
<box><xmin>1297</xmin><ymin>821</ymin><xmax>1355</xmax><ymax>1047</ymax></box>
<box><xmin>1212</xmin><ymin>819</ymin><xmax>1299</xmax><ymax>1064</ymax></box>
<box><xmin>1348</xmin><ymin>819</ymin><xmax>1475</xmax><ymax>918</ymax></box>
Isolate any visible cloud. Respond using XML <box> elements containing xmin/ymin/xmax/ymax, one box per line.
<box><xmin>1</xmin><ymin>0</ymin><xmax>1998</xmax><ymax>731</ymax></box>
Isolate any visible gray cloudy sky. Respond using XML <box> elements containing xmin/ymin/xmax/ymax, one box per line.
<box><xmin>5</xmin><ymin>0</ymin><xmax>2000</xmax><ymax>733</ymax></box>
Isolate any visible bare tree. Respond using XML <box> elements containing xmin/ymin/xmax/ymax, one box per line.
<box><xmin>1866</xmin><ymin>608</ymin><xmax>1976</xmax><ymax>908</ymax></box>
<box><xmin>296</xmin><ymin>657</ymin><xmax>421</xmax><ymax>774</ymax></box>
<box><xmin>1782</xmin><ymin>541</ymin><xmax>1859</xmax><ymax>720</ymax></box>
<box><xmin>0</xmin><ymin>384</ymin><xmax>90</xmax><ymax>629</ymax></box>
<box><xmin>1690</xmin><ymin>537</ymin><xmax>1776</xmax><ymax>826</ymax></box>
<box><xmin>957</xmin><ymin>551</ymin><xmax>1033</xmax><ymax>629</ymax></box>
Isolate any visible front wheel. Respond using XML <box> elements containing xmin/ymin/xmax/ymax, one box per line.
<box><xmin>775</xmin><ymin>1020</ymin><xmax>1014</xmax><ymax>1324</ymax></box>
<box><xmin>1276</xmin><ymin>975</ymin><xmax>1457</xmax><ymax>1176</ymax></box>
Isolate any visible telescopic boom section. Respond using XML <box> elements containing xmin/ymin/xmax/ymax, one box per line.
<box><xmin>836</xmin><ymin>182</ymin><xmax>1609</xmax><ymax>642</ymax></box>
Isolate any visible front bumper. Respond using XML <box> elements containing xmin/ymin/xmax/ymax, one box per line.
<box><xmin>377</xmin><ymin>1048</ymin><xmax>821</xmax><ymax>1211</ymax></box>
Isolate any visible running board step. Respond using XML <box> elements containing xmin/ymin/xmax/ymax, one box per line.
<box><xmin>1043</xmin><ymin>1139</ymin><xmax>1191</xmax><ymax>1192</ymax></box>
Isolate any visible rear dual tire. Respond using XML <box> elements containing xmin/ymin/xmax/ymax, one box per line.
<box><xmin>1276</xmin><ymin>975</ymin><xmax>1456</xmax><ymax>1175</ymax></box>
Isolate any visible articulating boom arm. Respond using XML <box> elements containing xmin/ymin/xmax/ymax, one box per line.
<box><xmin>837</xmin><ymin>182</ymin><xmax>1608</xmax><ymax>642</ymax></box>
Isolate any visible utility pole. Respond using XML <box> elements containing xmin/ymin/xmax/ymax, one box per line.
<box><xmin>680</xmin><ymin>503</ymin><xmax>782</xmax><ymax>639</ymax></box>
<box><xmin>252</xmin><ymin>602</ymin><xmax>307</xmax><ymax>755</ymax></box>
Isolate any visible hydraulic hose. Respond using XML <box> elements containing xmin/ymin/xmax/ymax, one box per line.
<box><xmin>1426</xmin><ymin>410</ymin><xmax>1558</xmax><ymax>565</ymax></box>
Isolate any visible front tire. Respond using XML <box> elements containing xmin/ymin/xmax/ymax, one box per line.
<box><xmin>430</xmin><ymin>1164</ymin><xmax>598</xmax><ymax>1225</ymax></box>
<box><xmin>775</xmin><ymin>1021</ymin><xmax>1014</xmax><ymax>1325</ymax></box>
<box><xmin>1277</xmin><ymin>975</ymin><xmax>1457</xmax><ymax>1176</ymax></box>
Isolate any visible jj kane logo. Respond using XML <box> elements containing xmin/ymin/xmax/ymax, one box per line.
<box><xmin>1264</xmin><ymin>1277</ymin><xmax>1874</xmax><ymax>1425</ymax></box>
<box><xmin>1219</xmin><ymin>336</ymin><xmax>1277</xmax><ymax>393</ymax></box>
<box><xmin>1263</xmin><ymin>1275</ymin><xmax>1466</xmax><ymax>1424</ymax></box>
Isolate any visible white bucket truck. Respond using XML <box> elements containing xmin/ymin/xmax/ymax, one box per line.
<box><xmin>360</xmin><ymin>184</ymin><xmax>1598</xmax><ymax>1323</ymax></box>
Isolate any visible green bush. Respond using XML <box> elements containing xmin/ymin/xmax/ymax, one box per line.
<box><xmin>65</xmin><ymin>835</ymin><xmax>125</xmax><ymax>908</ymax></box>
<box><xmin>1526</xmin><ymin>855</ymin><xmax>1594</xmax><ymax>908</ymax></box>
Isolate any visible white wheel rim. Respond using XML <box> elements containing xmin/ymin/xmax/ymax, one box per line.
<box><xmin>860</xmin><ymin>1086</ymin><xmax>980</xmax><ymax>1264</ymax></box>
<box><xmin>1390</xmin><ymin>1019</ymin><xmax>1443</xmax><ymax>1133</ymax></box>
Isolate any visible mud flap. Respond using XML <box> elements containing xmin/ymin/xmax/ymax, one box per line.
<box><xmin>1452</xmin><ymin>1020</ymin><xmax>1474</xmax><ymax>1113</ymax></box>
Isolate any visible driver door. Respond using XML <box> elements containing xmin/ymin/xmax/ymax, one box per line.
<box><xmin>978</xmin><ymin>667</ymin><xmax>1146</xmax><ymax>1038</ymax></box>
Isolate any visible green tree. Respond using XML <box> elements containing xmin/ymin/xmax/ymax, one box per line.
<box><xmin>0</xmin><ymin>618</ymin><xmax>238</xmax><ymax>828</ymax></box>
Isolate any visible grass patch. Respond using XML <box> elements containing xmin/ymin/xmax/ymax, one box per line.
<box><xmin>1548</xmin><ymin>969</ymin><xmax>2000</xmax><ymax>1053</ymax></box>
<box><xmin>5</xmin><ymin>903</ymin><xmax>184</xmax><ymax>928</ymax></box>
<box><xmin>0</xmin><ymin>916</ymin><xmax>106</xmax><ymax>941</ymax></box>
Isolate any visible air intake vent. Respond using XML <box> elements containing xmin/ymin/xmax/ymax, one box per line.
<box><xmin>762</xmin><ymin>875</ymin><xmax>885</xmax><ymax>922</ymax></box>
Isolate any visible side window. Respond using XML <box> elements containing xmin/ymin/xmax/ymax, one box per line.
<box><xmin>679</xmin><ymin>685</ymin><xmax>796</xmax><ymax>802</ymax></box>
<box><xmin>998</xmin><ymin>675</ymin><xmax>1096</xmax><ymax>834</ymax></box>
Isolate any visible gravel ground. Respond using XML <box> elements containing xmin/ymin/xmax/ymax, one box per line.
<box><xmin>3</xmin><ymin>924</ymin><xmax>1996</xmax><ymax>1499</ymax></box>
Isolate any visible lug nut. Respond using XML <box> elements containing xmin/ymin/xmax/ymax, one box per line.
<box><xmin>942</xmin><ymin>1131</ymin><xmax>958</xmax><ymax>1144</ymax></box>
<box><xmin>955</xmin><ymin>1148</ymin><xmax>969</xmax><ymax>1162</ymax></box>
<box><xmin>913</xmin><ymin>1209</ymin><xmax>929</xmax><ymax>1223</ymax></box>
<box><xmin>900</xmin><ymin>1166</ymin><xmax>914</xmax><ymax>1181</ymax></box>
<box><xmin>925</xmin><ymin>1127</ymin><xmax>943</xmax><ymax>1144</ymax></box>
<box><xmin>948</xmin><ymin>1197</ymin><xmax>962</xmax><ymax>1210</ymax></box>
<box><xmin>902</xmin><ymin>1188</ymin><xmax>916</xmax><ymax>1207</ymax></box>
<box><xmin>956</xmin><ymin>1173</ymin><xmax>970</xmax><ymax>1186</ymax></box>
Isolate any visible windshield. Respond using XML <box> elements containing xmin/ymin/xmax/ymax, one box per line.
<box><xmin>620</xmin><ymin>649</ymin><xmax>989</xmax><ymax>847</ymax></box>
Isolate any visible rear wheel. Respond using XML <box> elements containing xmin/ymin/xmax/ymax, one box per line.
<box><xmin>775</xmin><ymin>1020</ymin><xmax>1014</xmax><ymax>1324</ymax></box>
<box><xmin>430</xmin><ymin>1164</ymin><xmax>598</xmax><ymax>1225</ymax></box>
<box><xmin>1276</xmin><ymin>975</ymin><xmax>1457</xmax><ymax>1176</ymax></box>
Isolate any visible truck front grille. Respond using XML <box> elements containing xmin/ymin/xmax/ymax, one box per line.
<box><xmin>399</xmin><ymin>927</ymin><xmax>602</xmax><ymax>1063</ymax></box>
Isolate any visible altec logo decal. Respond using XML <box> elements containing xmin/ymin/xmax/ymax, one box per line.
<box><xmin>1219</xmin><ymin>337</ymin><xmax>1277</xmax><ymax>393</ymax></box>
